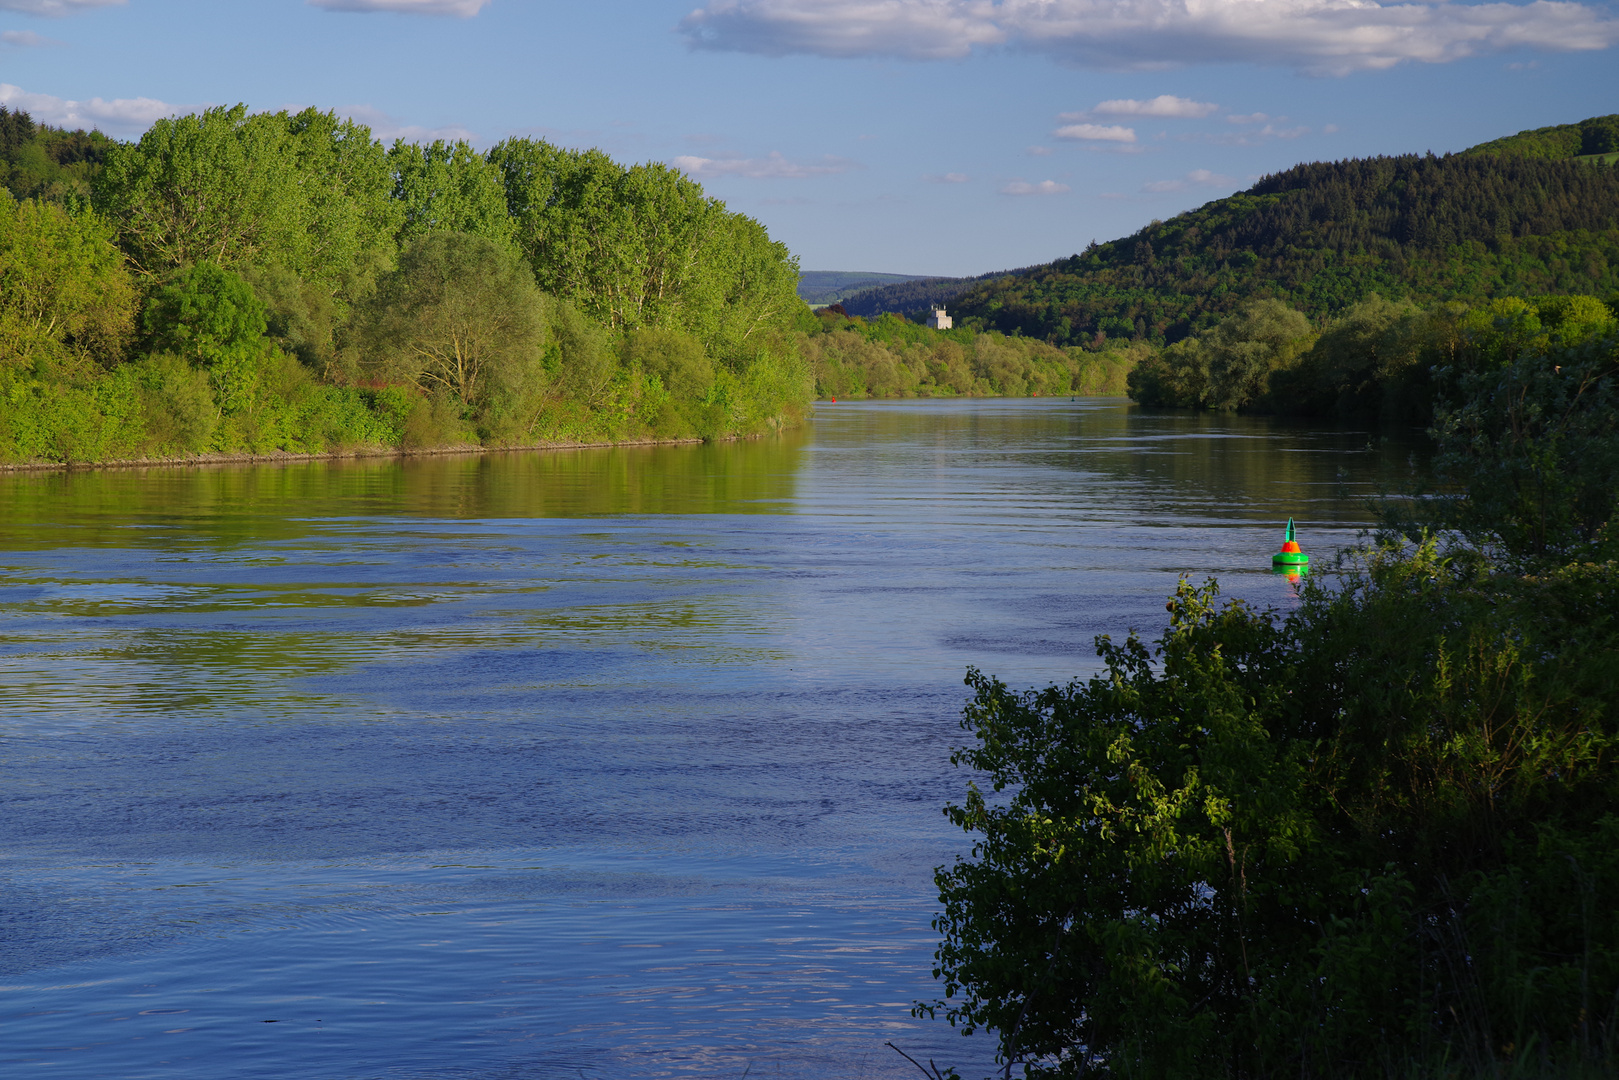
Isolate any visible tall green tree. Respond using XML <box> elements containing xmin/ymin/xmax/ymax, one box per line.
<box><xmin>1128</xmin><ymin>299</ymin><xmax>1312</xmax><ymax>410</ymax></box>
<box><xmin>95</xmin><ymin>105</ymin><xmax>399</xmax><ymax>294</ymax></box>
<box><xmin>388</xmin><ymin>139</ymin><xmax>515</xmax><ymax>249</ymax></box>
<box><xmin>489</xmin><ymin>138</ymin><xmax>801</xmax><ymax>362</ymax></box>
<box><xmin>0</xmin><ymin>191</ymin><xmax>136</xmax><ymax>370</ymax></box>
<box><xmin>355</xmin><ymin>230</ymin><xmax>548</xmax><ymax>408</ymax></box>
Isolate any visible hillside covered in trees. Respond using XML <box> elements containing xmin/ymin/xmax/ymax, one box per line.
<box><xmin>0</xmin><ymin>105</ymin><xmax>808</xmax><ymax>465</ymax></box>
<box><xmin>841</xmin><ymin>115</ymin><xmax>1619</xmax><ymax>348</ymax></box>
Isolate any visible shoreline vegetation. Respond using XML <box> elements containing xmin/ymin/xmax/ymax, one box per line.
<box><xmin>3</xmin><ymin>103</ymin><xmax>817</xmax><ymax>468</ymax></box>
<box><xmin>0</xmin><ymin>103</ymin><xmax>1134</xmax><ymax>470</ymax></box>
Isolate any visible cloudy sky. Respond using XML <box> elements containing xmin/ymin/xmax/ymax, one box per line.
<box><xmin>1</xmin><ymin>0</ymin><xmax>1613</xmax><ymax>275</ymax></box>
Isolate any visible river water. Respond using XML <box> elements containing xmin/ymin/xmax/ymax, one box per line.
<box><xmin>0</xmin><ymin>399</ymin><xmax>1414</xmax><ymax>1080</ymax></box>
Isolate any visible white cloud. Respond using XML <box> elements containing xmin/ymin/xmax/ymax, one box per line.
<box><xmin>678</xmin><ymin>0</ymin><xmax>1617</xmax><ymax>74</ymax></box>
<box><xmin>0</xmin><ymin>83</ymin><xmax>192</xmax><ymax>136</ymax></box>
<box><xmin>309</xmin><ymin>0</ymin><xmax>490</xmax><ymax>15</ymax></box>
<box><xmin>1026</xmin><ymin>144</ymin><xmax>1052</xmax><ymax>156</ymax></box>
<box><xmin>1227</xmin><ymin>112</ymin><xmax>1272</xmax><ymax>124</ymax></box>
<box><xmin>925</xmin><ymin>171</ymin><xmax>971</xmax><ymax>182</ymax></box>
<box><xmin>681</xmin><ymin>0</ymin><xmax>1006</xmax><ymax>59</ymax></box>
<box><xmin>337</xmin><ymin>104</ymin><xmax>476</xmax><ymax>143</ymax></box>
<box><xmin>1</xmin><ymin>29</ymin><xmax>58</xmax><ymax>44</ymax></box>
<box><xmin>1053</xmin><ymin>122</ymin><xmax>1136</xmax><ymax>143</ymax></box>
<box><xmin>0</xmin><ymin>0</ymin><xmax>122</xmax><ymax>14</ymax></box>
<box><xmin>1001</xmin><ymin>178</ymin><xmax>1069</xmax><ymax>195</ymax></box>
<box><xmin>1142</xmin><ymin>167</ymin><xmax>1234</xmax><ymax>192</ymax></box>
<box><xmin>1082</xmin><ymin>95</ymin><xmax>1220</xmax><ymax>118</ymax></box>
<box><xmin>673</xmin><ymin>150</ymin><xmax>859</xmax><ymax>179</ymax></box>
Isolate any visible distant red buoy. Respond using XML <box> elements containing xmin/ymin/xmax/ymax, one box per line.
<box><xmin>831</xmin><ymin>397</ymin><xmax>837</xmax><ymax>403</ymax></box>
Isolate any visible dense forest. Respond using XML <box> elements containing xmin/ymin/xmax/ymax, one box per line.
<box><xmin>0</xmin><ymin>104</ymin><xmax>809</xmax><ymax>465</ymax></box>
<box><xmin>839</xmin><ymin>115</ymin><xmax>1619</xmax><ymax>349</ymax></box>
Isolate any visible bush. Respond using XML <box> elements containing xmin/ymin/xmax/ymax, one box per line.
<box><xmin>929</xmin><ymin>551</ymin><xmax>1619</xmax><ymax>1078</ymax></box>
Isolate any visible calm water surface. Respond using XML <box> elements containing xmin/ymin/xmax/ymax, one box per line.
<box><xmin>0</xmin><ymin>400</ymin><xmax>1416</xmax><ymax>1079</ymax></box>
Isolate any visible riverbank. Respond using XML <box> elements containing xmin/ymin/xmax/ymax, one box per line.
<box><xmin>0</xmin><ymin>433</ymin><xmax>743</xmax><ymax>473</ymax></box>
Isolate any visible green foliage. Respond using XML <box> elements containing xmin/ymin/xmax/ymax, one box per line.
<box><xmin>94</xmin><ymin>105</ymin><xmax>401</xmax><ymax>299</ymax></box>
<box><xmin>930</xmin><ymin>551</ymin><xmax>1619</xmax><ymax>1078</ymax></box>
<box><xmin>1414</xmin><ymin>331</ymin><xmax>1619</xmax><ymax>565</ymax></box>
<box><xmin>1128</xmin><ymin>299</ymin><xmax>1312</xmax><ymax>410</ymax></box>
<box><xmin>1</xmin><ymin>107</ymin><xmax>812</xmax><ymax>464</ymax></box>
<box><xmin>356</xmin><ymin>230</ymin><xmax>548</xmax><ymax>408</ymax></box>
<box><xmin>489</xmin><ymin>138</ymin><xmax>803</xmax><ymax>362</ymax></box>
<box><xmin>1464</xmin><ymin>114</ymin><xmax>1619</xmax><ymax>160</ymax></box>
<box><xmin>388</xmin><ymin>139</ymin><xmax>516</xmax><ymax>249</ymax></box>
<box><xmin>1131</xmin><ymin>292</ymin><xmax>1618</xmax><ymax>421</ymax></box>
<box><xmin>621</xmin><ymin>325</ymin><xmax>714</xmax><ymax>402</ymax></box>
<box><xmin>0</xmin><ymin>191</ymin><xmax>136</xmax><ymax>370</ymax></box>
<box><xmin>797</xmin><ymin>269</ymin><xmax>936</xmax><ymax>306</ymax></box>
<box><xmin>242</xmin><ymin>262</ymin><xmax>340</xmax><ymax>373</ymax></box>
<box><xmin>938</xmin><ymin>283</ymin><xmax>1619</xmax><ymax>1076</ymax></box>
<box><xmin>1271</xmin><ymin>293</ymin><xmax>1430</xmax><ymax>418</ymax></box>
<box><xmin>800</xmin><ymin>312</ymin><xmax>1138</xmax><ymax>399</ymax></box>
<box><xmin>141</xmin><ymin>262</ymin><xmax>268</xmax><ymax>363</ymax></box>
<box><xmin>0</xmin><ymin>106</ymin><xmax>117</xmax><ymax>207</ymax></box>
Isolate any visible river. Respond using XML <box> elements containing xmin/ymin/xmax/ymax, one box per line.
<box><xmin>0</xmin><ymin>399</ymin><xmax>1416</xmax><ymax>1079</ymax></box>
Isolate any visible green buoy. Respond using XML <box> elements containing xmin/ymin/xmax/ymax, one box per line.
<box><xmin>1272</xmin><ymin>518</ymin><xmax>1308</xmax><ymax>572</ymax></box>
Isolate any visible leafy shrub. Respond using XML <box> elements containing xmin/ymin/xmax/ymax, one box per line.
<box><xmin>930</xmin><ymin>552</ymin><xmax>1619</xmax><ymax>1079</ymax></box>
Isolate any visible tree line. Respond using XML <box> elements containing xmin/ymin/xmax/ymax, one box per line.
<box><xmin>0</xmin><ymin>105</ymin><xmax>809</xmax><ymax>464</ymax></box>
<box><xmin>928</xmin><ymin>292</ymin><xmax>1619</xmax><ymax>1078</ymax></box>
<box><xmin>801</xmin><ymin>307</ymin><xmax>1140</xmax><ymax>399</ymax></box>
<box><xmin>1125</xmin><ymin>291</ymin><xmax>1617</xmax><ymax>420</ymax></box>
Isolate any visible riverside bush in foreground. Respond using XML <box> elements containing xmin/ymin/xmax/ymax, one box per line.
<box><xmin>928</xmin><ymin>553</ymin><xmax>1619</xmax><ymax>1078</ymax></box>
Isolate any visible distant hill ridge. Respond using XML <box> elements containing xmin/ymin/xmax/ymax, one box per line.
<box><xmin>797</xmin><ymin>270</ymin><xmax>938</xmax><ymax>306</ymax></box>
<box><xmin>838</xmin><ymin>114</ymin><xmax>1619</xmax><ymax>345</ymax></box>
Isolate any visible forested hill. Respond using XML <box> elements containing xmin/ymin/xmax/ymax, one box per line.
<box><xmin>892</xmin><ymin>115</ymin><xmax>1619</xmax><ymax>347</ymax></box>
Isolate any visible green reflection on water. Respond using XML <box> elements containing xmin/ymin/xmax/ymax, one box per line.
<box><xmin>0</xmin><ymin>432</ymin><xmax>810</xmax><ymax>550</ymax></box>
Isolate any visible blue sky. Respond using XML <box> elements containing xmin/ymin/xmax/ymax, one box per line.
<box><xmin>1</xmin><ymin>0</ymin><xmax>1614</xmax><ymax>276</ymax></box>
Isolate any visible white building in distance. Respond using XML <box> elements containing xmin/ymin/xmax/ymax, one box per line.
<box><xmin>926</xmin><ymin>307</ymin><xmax>953</xmax><ymax>330</ymax></box>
